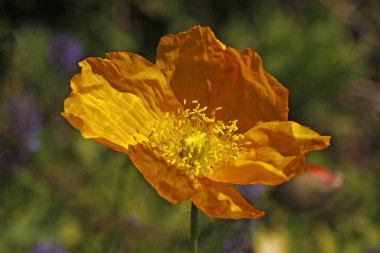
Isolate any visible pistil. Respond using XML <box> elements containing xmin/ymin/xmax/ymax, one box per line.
<box><xmin>149</xmin><ymin>101</ymin><xmax>244</xmax><ymax>176</ymax></box>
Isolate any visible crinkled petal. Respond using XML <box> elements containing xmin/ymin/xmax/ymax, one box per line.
<box><xmin>129</xmin><ymin>144</ymin><xmax>197</xmax><ymax>204</ymax></box>
<box><xmin>205</xmin><ymin>121</ymin><xmax>330</xmax><ymax>185</ymax></box>
<box><xmin>87</xmin><ymin>52</ymin><xmax>181</xmax><ymax>114</ymax></box>
<box><xmin>62</xmin><ymin>52</ymin><xmax>181</xmax><ymax>151</ymax></box>
<box><xmin>191</xmin><ymin>178</ymin><xmax>264</xmax><ymax>219</ymax></box>
<box><xmin>156</xmin><ymin>26</ymin><xmax>288</xmax><ymax>133</ymax></box>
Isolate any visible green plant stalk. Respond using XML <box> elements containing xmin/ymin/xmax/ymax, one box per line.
<box><xmin>190</xmin><ymin>202</ymin><xmax>198</xmax><ymax>253</ymax></box>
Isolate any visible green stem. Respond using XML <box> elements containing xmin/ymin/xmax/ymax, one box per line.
<box><xmin>190</xmin><ymin>202</ymin><xmax>198</xmax><ymax>253</ymax></box>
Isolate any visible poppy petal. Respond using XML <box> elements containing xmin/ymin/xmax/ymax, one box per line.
<box><xmin>87</xmin><ymin>52</ymin><xmax>181</xmax><ymax>114</ymax></box>
<box><xmin>191</xmin><ymin>178</ymin><xmax>264</xmax><ymax>219</ymax></box>
<box><xmin>205</xmin><ymin>121</ymin><xmax>330</xmax><ymax>185</ymax></box>
<box><xmin>62</xmin><ymin>52</ymin><xmax>181</xmax><ymax>152</ymax></box>
<box><xmin>129</xmin><ymin>144</ymin><xmax>197</xmax><ymax>204</ymax></box>
<box><xmin>156</xmin><ymin>26</ymin><xmax>288</xmax><ymax>132</ymax></box>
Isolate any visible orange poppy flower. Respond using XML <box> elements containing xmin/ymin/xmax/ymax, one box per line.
<box><xmin>62</xmin><ymin>26</ymin><xmax>330</xmax><ymax>219</ymax></box>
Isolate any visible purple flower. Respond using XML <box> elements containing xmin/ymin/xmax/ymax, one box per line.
<box><xmin>0</xmin><ymin>91</ymin><xmax>41</xmax><ymax>172</ymax></box>
<box><xmin>30</xmin><ymin>241</ymin><xmax>67</xmax><ymax>253</ymax></box>
<box><xmin>216</xmin><ymin>186</ymin><xmax>264</xmax><ymax>252</ymax></box>
<box><xmin>217</xmin><ymin>219</ymin><xmax>259</xmax><ymax>253</ymax></box>
<box><xmin>223</xmin><ymin>239</ymin><xmax>233</xmax><ymax>250</ymax></box>
<box><xmin>48</xmin><ymin>33</ymin><xmax>83</xmax><ymax>71</ymax></box>
<box><xmin>4</xmin><ymin>91</ymin><xmax>41</xmax><ymax>141</ymax></box>
<box><xmin>237</xmin><ymin>184</ymin><xmax>264</xmax><ymax>200</ymax></box>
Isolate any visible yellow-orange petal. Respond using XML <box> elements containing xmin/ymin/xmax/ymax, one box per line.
<box><xmin>62</xmin><ymin>52</ymin><xmax>181</xmax><ymax>152</ymax></box>
<box><xmin>191</xmin><ymin>178</ymin><xmax>264</xmax><ymax>219</ymax></box>
<box><xmin>128</xmin><ymin>144</ymin><xmax>197</xmax><ymax>204</ymax></box>
<box><xmin>86</xmin><ymin>52</ymin><xmax>181</xmax><ymax>114</ymax></box>
<box><xmin>205</xmin><ymin>121</ymin><xmax>330</xmax><ymax>185</ymax></box>
<box><xmin>156</xmin><ymin>26</ymin><xmax>288</xmax><ymax>133</ymax></box>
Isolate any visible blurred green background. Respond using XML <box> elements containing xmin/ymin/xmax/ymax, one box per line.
<box><xmin>0</xmin><ymin>0</ymin><xmax>379</xmax><ymax>252</ymax></box>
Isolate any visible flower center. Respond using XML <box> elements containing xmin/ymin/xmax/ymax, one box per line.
<box><xmin>181</xmin><ymin>131</ymin><xmax>209</xmax><ymax>162</ymax></box>
<box><xmin>148</xmin><ymin>100</ymin><xmax>244</xmax><ymax>176</ymax></box>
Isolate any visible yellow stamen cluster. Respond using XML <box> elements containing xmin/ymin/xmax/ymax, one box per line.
<box><xmin>148</xmin><ymin>100</ymin><xmax>244</xmax><ymax>176</ymax></box>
